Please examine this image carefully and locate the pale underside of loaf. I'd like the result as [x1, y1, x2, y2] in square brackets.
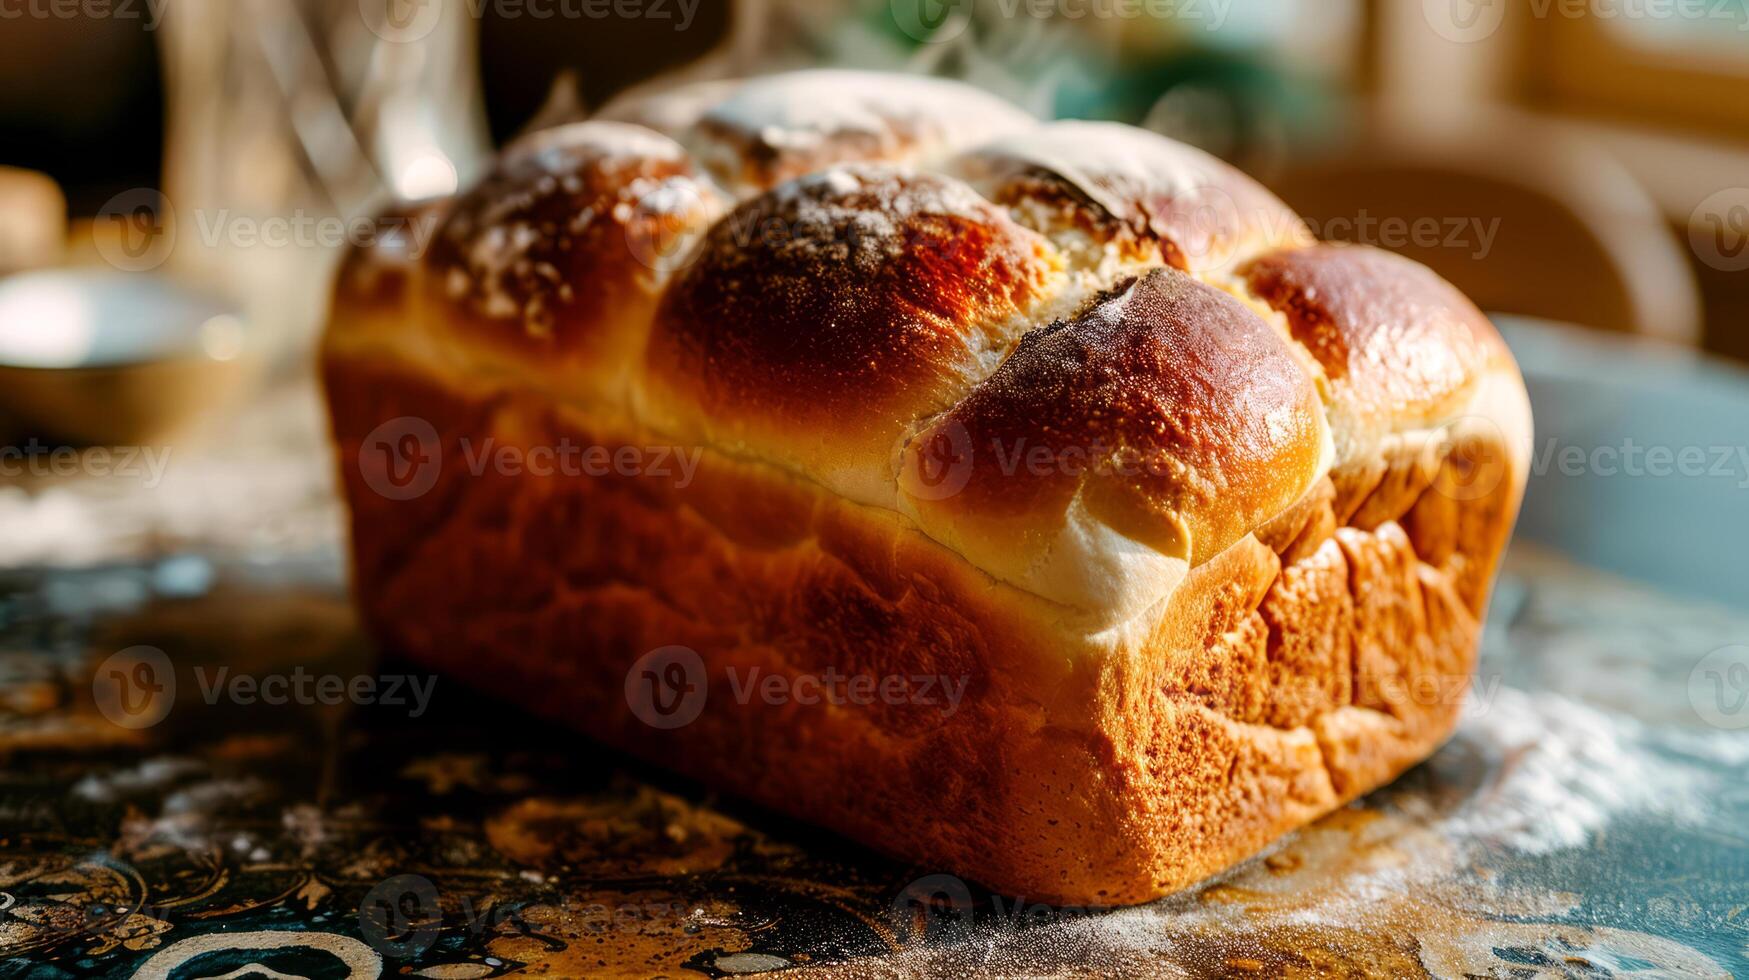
[321, 69, 1532, 904]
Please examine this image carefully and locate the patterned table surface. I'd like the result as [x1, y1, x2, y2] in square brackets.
[1, 380, 1746, 978]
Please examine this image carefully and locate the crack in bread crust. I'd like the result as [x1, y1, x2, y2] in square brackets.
[321, 70, 1530, 905]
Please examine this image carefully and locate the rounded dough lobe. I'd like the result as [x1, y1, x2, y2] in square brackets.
[957, 120, 1310, 274]
[901, 267, 1329, 617]
[1241, 244, 1508, 458]
[424, 121, 723, 387]
[644, 165, 1061, 504]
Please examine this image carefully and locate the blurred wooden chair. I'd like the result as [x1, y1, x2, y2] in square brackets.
[1270, 111, 1702, 344]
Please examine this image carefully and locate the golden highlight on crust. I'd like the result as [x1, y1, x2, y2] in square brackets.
[646, 167, 1058, 452]
[900, 268, 1327, 614]
[957, 120, 1313, 274]
[1242, 244, 1509, 441]
[322, 69, 1532, 906]
[421, 122, 723, 382]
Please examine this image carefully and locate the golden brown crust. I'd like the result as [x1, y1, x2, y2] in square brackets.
[1242, 244, 1508, 445]
[421, 122, 723, 388]
[644, 166, 1060, 497]
[900, 268, 1327, 613]
[320, 70, 1532, 906]
[1241, 244, 1524, 529]
[323, 356, 1508, 904]
[957, 120, 1311, 274]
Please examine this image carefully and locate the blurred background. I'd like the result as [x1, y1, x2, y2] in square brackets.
[5, 0, 1747, 353]
[0, 0, 1746, 598]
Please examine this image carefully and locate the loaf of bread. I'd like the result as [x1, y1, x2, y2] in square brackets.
[322, 70, 1531, 905]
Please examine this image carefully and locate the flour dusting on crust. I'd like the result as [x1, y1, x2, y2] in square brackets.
[704, 69, 1034, 151]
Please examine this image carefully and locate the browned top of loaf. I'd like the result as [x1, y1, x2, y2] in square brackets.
[329, 69, 1507, 616]
[646, 167, 1057, 448]
[1242, 244, 1506, 433]
[958, 120, 1311, 274]
[907, 268, 1324, 567]
[421, 122, 722, 368]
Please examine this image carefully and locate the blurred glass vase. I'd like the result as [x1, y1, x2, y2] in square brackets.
[151, 0, 490, 364]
